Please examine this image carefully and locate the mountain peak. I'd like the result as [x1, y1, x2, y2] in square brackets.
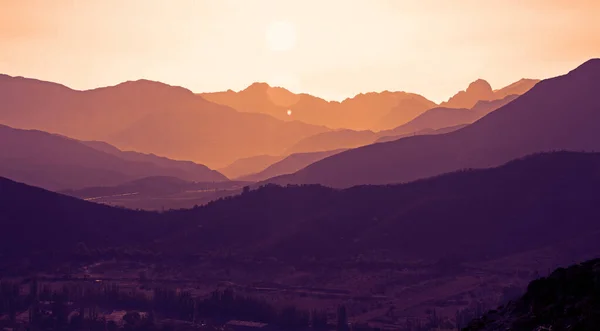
[466, 79, 493, 94]
[243, 82, 271, 92]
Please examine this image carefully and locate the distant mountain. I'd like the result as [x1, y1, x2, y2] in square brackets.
[493, 78, 540, 99]
[464, 257, 600, 330]
[0, 75, 327, 167]
[374, 96, 438, 130]
[82, 140, 227, 181]
[241, 149, 346, 182]
[440, 79, 495, 109]
[440, 78, 538, 109]
[285, 129, 378, 154]
[202, 83, 436, 130]
[218, 154, 285, 179]
[269, 59, 600, 188]
[285, 93, 515, 156]
[384, 94, 518, 136]
[375, 124, 468, 143]
[0, 124, 226, 191]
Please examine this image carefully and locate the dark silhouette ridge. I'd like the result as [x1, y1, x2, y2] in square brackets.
[4, 151, 600, 269]
[0, 74, 328, 167]
[162, 152, 600, 264]
[239, 149, 347, 182]
[201, 83, 437, 130]
[218, 154, 285, 179]
[268, 59, 600, 188]
[0, 124, 227, 191]
[464, 257, 600, 330]
[0, 176, 165, 268]
[382, 94, 519, 136]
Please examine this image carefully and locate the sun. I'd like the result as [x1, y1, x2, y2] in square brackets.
[265, 21, 297, 52]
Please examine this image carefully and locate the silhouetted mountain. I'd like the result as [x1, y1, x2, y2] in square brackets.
[0, 124, 226, 190]
[240, 149, 346, 182]
[3, 152, 600, 271]
[202, 83, 436, 130]
[0, 176, 164, 268]
[285, 129, 378, 154]
[163, 152, 600, 264]
[270, 59, 600, 188]
[384, 95, 518, 136]
[218, 155, 285, 179]
[0, 75, 327, 167]
[464, 257, 600, 330]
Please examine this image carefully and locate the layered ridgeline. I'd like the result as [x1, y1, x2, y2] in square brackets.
[268, 59, 600, 188]
[201, 79, 537, 132]
[3, 151, 600, 269]
[464, 258, 600, 330]
[282, 92, 524, 156]
[0, 124, 227, 191]
[0, 75, 327, 168]
[201, 83, 437, 131]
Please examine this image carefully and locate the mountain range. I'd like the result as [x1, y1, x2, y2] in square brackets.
[268, 59, 600, 188]
[0, 75, 328, 167]
[3, 151, 600, 268]
[201, 83, 437, 131]
[0, 124, 227, 191]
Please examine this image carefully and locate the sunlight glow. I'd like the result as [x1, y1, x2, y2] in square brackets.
[265, 21, 297, 52]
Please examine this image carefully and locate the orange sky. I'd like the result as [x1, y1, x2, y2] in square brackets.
[1, 0, 599, 103]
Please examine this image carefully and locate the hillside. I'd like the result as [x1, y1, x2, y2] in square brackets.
[0, 176, 165, 270]
[218, 155, 285, 179]
[464, 258, 600, 330]
[82, 140, 228, 181]
[163, 152, 600, 264]
[271, 59, 600, 188]
[285, 130, 378, 154]
[4, 152, 600, 268]
[241, 149, 346, 182]
[0, 124, 226, 191]
[384, 94, 518, 136]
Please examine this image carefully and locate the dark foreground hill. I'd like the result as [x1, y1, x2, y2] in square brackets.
[0, 176, 165, 271]
[3, 151, 600, 272]
[464, 258, 600, 330]
[164, 151, 600, 263]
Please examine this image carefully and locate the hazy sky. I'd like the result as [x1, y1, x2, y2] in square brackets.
[1, 0, 599, 103]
